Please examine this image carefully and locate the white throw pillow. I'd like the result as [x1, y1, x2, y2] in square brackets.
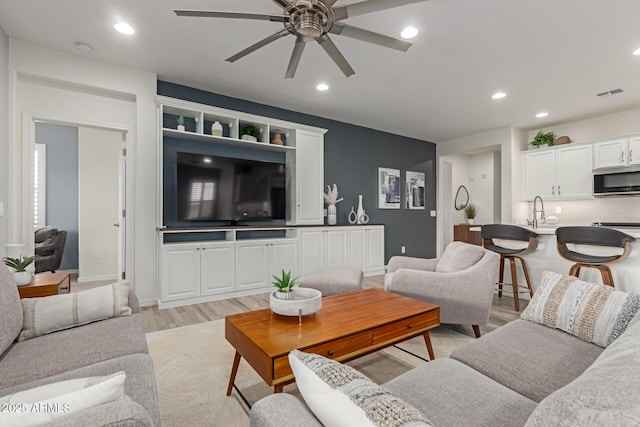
[19, 281, 132, 341]
[289, 350, 432, 427]
[0, 371, 126, 426]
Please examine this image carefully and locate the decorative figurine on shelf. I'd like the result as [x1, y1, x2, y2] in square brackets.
[211, 121, 223, 137]
[176, 115, 185, 131]
[271, 133, 283, 145]
[323, 184, 343, 226]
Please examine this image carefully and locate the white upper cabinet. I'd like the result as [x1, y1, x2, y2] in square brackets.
[292, 130, 325, 225]
[629, 137, 640, 166]
[593, 138, 628, 169]
[523, 144, 592, 200]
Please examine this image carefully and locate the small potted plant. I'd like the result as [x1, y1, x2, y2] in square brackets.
[464, 203, 478, 225]
[176, 115, 185, 131]
[272, 269, 299, 300]
[3, 254, 36, 286]
[240, 125, 261, 142]
[530, 130, 556, 148]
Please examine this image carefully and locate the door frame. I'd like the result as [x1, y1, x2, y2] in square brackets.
[21, 112, 131, 281]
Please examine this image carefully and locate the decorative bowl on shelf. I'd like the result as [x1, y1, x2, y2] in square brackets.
[270, 288, 322, 316]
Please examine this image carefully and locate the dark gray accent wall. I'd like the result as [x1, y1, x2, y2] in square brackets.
[35, 122, 79, 270]
[157, 81, 437, 261]
[0, 26, 8, 248]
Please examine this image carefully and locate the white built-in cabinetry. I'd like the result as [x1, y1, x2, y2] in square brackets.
[593, 137, 640, 169]
[522, 144, 593, 200]
[156, 97, 384, 308]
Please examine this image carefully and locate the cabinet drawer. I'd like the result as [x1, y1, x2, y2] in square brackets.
[273, 331, 372, 379]
[372, 311, 439, 345]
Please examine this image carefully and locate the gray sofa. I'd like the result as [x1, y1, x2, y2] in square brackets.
[0, 265, 161, 426]
[249, 310, 640, 426]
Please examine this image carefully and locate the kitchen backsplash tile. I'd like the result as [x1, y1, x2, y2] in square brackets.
[523, 198, 640, 226]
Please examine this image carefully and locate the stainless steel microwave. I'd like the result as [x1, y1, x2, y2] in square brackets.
[593, 170, 640, 196]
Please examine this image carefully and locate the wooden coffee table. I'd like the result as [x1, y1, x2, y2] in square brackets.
[225, 288, 440, 395]
[18, 272, 71, 298]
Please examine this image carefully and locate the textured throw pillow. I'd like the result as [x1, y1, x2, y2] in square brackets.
[521, 271, 640, 347]
[435, 241, 485, 273]
[0, 371, 126, 426]
[289, 349, 432, 427]
[19, 281, 132, 341]
[0, 264, 23, 354]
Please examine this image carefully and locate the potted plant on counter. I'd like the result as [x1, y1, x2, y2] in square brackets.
[464, 203, 478, 225]
[3, 254, 36, 286]
[272, 269, 299, 300]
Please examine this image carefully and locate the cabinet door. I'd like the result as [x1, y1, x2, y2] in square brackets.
[556, 145, 593, 199]
[269, 240, 298, 279]
[365, 227, 385, 274]
[324, 229, 348, 268]
[161, 244, 200, 302]
[200, 242, 235, 296]
[523, 150, 556, 200]
[299, 230, 324, 276]
[296, 131, 324, 225]
[347, 228, 367, 269]
[629, 137, 640, 166]
[235, 242, 269, 290]
[593, 139, 627, 169]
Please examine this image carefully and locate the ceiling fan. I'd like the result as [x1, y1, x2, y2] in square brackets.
[174, 0, 428, 79]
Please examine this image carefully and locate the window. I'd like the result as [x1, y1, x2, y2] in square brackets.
[34, 143, 46, 229]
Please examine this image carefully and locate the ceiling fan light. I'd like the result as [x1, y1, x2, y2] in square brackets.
[295, 12, 322, 38]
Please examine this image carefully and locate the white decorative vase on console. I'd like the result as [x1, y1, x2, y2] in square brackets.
[327, 204, 337, 225]
[356, 195, 365, 224]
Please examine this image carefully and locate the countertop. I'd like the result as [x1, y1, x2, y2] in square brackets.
[517, 224, 640, 238]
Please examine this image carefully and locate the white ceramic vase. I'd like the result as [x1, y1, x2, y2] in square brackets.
[327, 204, 337, 225]
[14, 271, 32, 286]
[356, 195, 365, 224]
[467, 218, 475, 225]
[211, 121, 223, 137]
[177, 125, 185, 132]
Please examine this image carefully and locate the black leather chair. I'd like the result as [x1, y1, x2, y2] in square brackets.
[34, 227, 67, 273]
[482, 224, 539, 312]
[555, 226, 635, 287]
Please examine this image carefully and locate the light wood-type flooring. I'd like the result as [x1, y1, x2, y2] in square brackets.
[138, 275, 526, 336]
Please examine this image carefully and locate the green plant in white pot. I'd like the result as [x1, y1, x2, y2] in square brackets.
[464, 203, 478, 225]
[272, 269, 299, 300]
[3, 254, 36, 286]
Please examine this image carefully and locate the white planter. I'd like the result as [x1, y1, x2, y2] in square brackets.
[270, 288, 322, 316]
[177, 125, 185, 132]
[13, 271, 32, 286]
[467, 218, 475, 225]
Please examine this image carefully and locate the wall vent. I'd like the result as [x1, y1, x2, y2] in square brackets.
[597, 88, 624, 97]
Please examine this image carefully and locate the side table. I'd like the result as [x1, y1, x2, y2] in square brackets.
[18, 272, 71, 298]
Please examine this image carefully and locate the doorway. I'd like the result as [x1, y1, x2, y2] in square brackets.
[31, 120, 127, 282]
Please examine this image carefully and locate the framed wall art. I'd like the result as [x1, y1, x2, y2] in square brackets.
[378, 167, 400, 209]
[406, 171, 425, 210]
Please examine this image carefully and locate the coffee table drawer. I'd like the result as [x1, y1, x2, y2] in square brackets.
[273, 331, 372, 379]
[372, 311, 438, 344]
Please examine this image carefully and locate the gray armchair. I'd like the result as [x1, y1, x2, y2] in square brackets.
[34, 227, 67, 273]
[385, 241, 500, 338]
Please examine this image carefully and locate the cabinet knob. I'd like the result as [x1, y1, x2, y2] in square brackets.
[407, 324, 413, 329]
[327, 350, 334, 356]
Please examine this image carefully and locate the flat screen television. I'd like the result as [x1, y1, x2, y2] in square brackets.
[176, 152, 286, 222]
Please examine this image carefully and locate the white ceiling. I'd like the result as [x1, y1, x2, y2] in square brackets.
[1, 0, 639, 142]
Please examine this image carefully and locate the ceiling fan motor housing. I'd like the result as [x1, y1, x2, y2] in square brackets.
[286, 0, 334, 38]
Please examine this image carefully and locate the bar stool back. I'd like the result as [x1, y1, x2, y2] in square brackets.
[555, 226, 635, 287]
[481, 224, 539, 312]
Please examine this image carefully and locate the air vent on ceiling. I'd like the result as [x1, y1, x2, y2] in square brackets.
[596, 88, 624, 97]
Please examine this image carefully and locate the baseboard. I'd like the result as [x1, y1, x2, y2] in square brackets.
[76, 274, 118, 283]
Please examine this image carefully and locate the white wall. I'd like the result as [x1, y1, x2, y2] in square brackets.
[8, 39, 158, 305]
[0, 26, 8, 249]
[467, 152, 496, 225]
[78, 127, 120, 282]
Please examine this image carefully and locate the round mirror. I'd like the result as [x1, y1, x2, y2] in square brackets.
[454, 185, 470, 211]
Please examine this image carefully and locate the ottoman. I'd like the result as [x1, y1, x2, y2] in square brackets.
[299, 267, 364, 296]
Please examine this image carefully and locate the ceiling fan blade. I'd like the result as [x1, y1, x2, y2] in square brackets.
[174, 10, 285, 23]
[226, 29, 290, 63]
[334, 0, 428, 20]
[285, 37, 307, 79]
[319, 0, 339, 7]
[330, 23, 412, 52]
[317, 35, 355, 78]
[272, 0, 294, 9]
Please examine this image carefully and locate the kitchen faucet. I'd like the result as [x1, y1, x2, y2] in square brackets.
[530, 195, 545, 229]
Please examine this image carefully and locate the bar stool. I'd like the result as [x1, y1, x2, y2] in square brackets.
[555, 226, 635, 287]
[481, 224, 539, 312]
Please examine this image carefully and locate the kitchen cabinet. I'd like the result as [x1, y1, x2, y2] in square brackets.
[593, 137, 640, 169]
[523, 144, 592, 200]
[454, 224, 482, 246]
[235, 239, 298, 291]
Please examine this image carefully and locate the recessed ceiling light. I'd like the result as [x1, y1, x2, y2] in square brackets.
[536, 112, 549, 118]
[114, 22, 135, 35]
[400, 26, 419, 39]
[633, 47, 640, 56]
[492, 92, 507, 100]
[316, 83, 329, 91]
[203, 158, 212, 163]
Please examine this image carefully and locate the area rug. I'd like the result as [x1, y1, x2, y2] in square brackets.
[146, 319, 474, 427]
